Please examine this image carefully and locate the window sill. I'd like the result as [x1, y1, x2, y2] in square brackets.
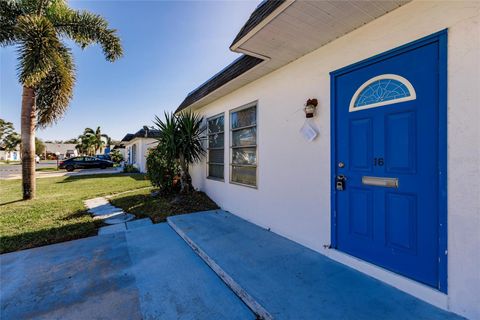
[207, 176, 224, 182]
[229, 180, 257, 189]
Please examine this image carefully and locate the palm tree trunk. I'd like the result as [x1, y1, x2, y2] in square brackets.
[178, 155, 192, 193]
[21, 86, 36, 200]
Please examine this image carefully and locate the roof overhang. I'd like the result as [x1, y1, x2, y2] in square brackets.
[121, 133, 134, 142]
[176, 0, 410, 113]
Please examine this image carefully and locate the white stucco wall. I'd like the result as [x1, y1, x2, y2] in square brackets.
[0, 150, 21, 161]
[189, 1, 480, 318]
[124, 138, 158, 173]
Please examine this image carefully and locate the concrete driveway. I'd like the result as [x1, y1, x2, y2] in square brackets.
[0, 223, 253, 319]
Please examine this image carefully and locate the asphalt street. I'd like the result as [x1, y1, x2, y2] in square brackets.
[0, 161, 121, 180]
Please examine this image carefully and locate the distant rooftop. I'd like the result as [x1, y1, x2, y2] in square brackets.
[121, 128, 160, 142]
[44, 143, 77, 154]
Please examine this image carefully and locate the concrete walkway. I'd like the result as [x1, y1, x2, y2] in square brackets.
[127, 224, 253, 319]
[1, 209, 465, 319]
[1, 233, 143, 319]
[168, 210, 464, 320]
[84, 196, 137, 234]
[0, 223, 254, 319]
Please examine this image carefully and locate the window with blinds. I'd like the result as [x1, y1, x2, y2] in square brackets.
[207, 113, 225, 180]
[230, 103, 257, 187]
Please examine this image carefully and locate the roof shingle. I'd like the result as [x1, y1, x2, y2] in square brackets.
[175, 55, 263, 113]
[230, 0, 286, 48]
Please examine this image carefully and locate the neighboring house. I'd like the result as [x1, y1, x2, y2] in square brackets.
[44, 143, 78, 160]
[176, 1, 480, 319]
[121, 128, 159, 173]
[0, 147, 21, 161]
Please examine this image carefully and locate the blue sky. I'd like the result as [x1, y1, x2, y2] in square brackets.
[0, 0, 259, 141]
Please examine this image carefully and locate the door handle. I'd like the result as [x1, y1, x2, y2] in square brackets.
[336, 175, 346, 191]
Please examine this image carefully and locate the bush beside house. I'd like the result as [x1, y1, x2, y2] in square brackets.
[146, 111, 205, 194]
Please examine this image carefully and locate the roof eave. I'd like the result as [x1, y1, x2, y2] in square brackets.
[229, 0, 293, 52]
[175, 55, 265, 114]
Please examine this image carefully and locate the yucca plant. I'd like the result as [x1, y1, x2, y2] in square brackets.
[153, 111, 206, 193]
[0, 0, 122, 199]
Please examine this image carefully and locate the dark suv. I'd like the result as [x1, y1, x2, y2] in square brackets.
[59, 156, 114, 172]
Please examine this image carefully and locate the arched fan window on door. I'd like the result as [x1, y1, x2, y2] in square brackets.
[349, 74, 416, 112]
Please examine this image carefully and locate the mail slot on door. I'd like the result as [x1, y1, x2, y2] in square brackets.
[362, 176, 399, 188]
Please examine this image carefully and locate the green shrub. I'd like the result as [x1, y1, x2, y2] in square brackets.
[110, 149, 124, 163]
[151, 111, 206, 193]
[123, 164, 139, 173]
[146, 146, 179, 194]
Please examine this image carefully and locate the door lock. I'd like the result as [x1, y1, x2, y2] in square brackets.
[336, 175, 347, 191]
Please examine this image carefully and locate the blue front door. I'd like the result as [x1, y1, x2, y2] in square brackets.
[332, 33, 446, 290]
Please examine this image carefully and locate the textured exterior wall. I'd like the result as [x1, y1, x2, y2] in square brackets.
[124, 138, 158, 173]
[189, 1, 480, 318]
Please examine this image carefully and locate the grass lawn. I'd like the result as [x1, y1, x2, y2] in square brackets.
[110, 188, 219, 223]
[35, 167, 60, 172]
[0, 161, 20, 165]
[0, 173, 150, 253]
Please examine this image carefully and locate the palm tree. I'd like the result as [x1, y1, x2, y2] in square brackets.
[1, 0, 123, 199]
[76, 128, 96, 155]
[154, 111, 206, 193]
[75, 134, 90, 155]
[102, 134, 111, 152]
[82, 126, 108, 154]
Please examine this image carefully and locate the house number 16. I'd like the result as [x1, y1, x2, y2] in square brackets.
[373, 157, 384, 166]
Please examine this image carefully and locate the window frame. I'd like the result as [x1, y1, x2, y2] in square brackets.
[131, 143, 137, 164]
[229, 101, 258, 188]
[206, 112, 225, 181]
[349, 74, 416, 112]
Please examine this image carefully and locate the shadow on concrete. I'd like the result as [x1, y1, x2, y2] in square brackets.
[1, 232, 143, 320]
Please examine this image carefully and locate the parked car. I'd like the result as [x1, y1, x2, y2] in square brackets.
[59, 156, 114, 172]
[95, 154, 111, 161]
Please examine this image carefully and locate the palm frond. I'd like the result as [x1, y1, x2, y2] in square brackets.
[101, 133, 111, 145]
[18, 0, 55, 15]
[154, 112, 180, 161]
[0, 0, 22, 46]
[177, 111, 206, 165]
[48, 4, 122, 61]
[15, 14, 62, 87]
[36, 43, 75, 126]
[82, 127, 94, 135]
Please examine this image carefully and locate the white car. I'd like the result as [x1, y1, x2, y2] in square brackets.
[35, 155, 40, 163]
